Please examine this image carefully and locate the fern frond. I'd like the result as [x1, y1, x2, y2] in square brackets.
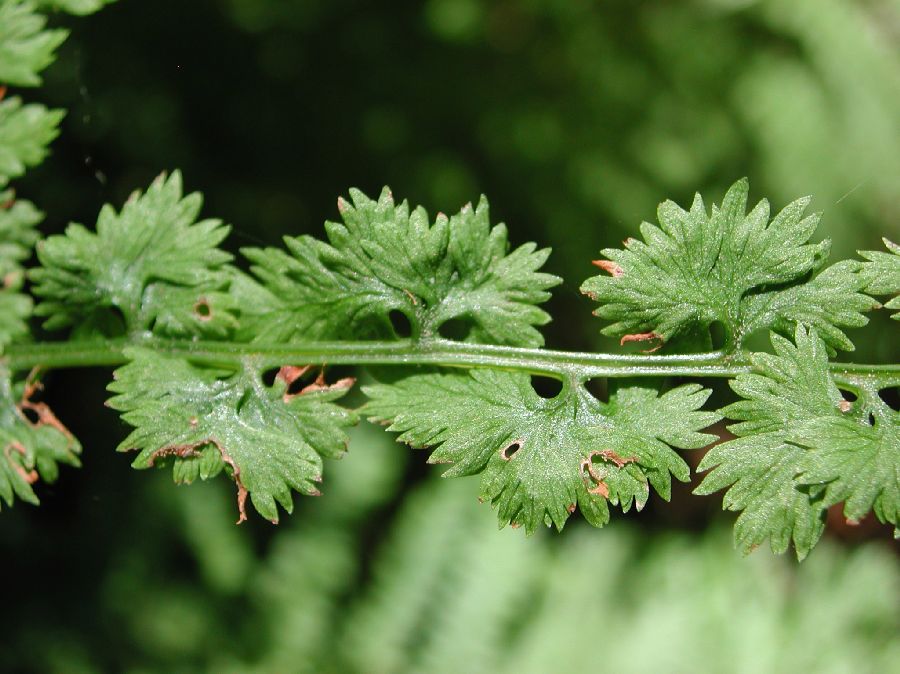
[0, 191, 40, 278]
[697, 325, 898, 558]
[38, 0, 116, 15]
[365, 371, 718, 533]
[860, 238, 900, 320]
[4, 160, 896, 554]
[0, 191, 41, 346]
[107, 348, 358, 523]
[0, 94, 63, 188]
[793, 405, 899, 535]
[335, 478, 900, 674]
[581, 178, 877, 353]
[243, 188, 561, 346]
[0, 366, 80, 509]
[31, 171, 237, 337]
[0, 0, 67, 87]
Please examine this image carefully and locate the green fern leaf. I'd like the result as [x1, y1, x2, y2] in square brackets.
[107, 348, 358, 523]
[365, 371, 718, 533]
[581, 179, 877, 352]
[0, 366, 80, 509]
[243, 188, 561, 346]
[0, 0, 67, 87]
[38, 0, 116, 15]
[696, 325, 897, 558]
[0, 192, 38, 347]
[860, 238, 900, 320]
[793, 412, 898, 534]
[0, 190, 40, 279]
[0, 95, 63, 187]
[30, 171, 237, 337]
[0, 287, 30, 347]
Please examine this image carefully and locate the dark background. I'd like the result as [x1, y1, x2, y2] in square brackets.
[2, 1, 899, 671]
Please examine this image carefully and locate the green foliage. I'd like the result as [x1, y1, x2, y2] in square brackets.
[0, 190, 40, 280]
[5, 163, 899, 559]
[0, 0, 67, 86]
[0, 366, 79, 509]
[0, 95, 63, 188]
[107, 348, 358, 523]
[0, 0, 100, 512]
[697, 325, 898, 558]
[0, 0, 896, 560]
[2, 2, 899, 668]
[0, 192, 41, 347]
[366, 371, 717, 533]
[11, 470, 895, 673]
[581, 178, 877, 352]
[793, 407, 899, 535]
[332, 480, 900, 674]
[39, 0, 115, 15]
[31, 171, 237, 337]
[243, 188, 561, 346]
[0, 284, 30, 347]
[861, 238, 900, 320]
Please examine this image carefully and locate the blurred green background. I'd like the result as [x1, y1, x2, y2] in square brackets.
[2, 0, 899, 672]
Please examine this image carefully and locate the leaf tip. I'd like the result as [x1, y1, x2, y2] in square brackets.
[591, 259, 623, 277]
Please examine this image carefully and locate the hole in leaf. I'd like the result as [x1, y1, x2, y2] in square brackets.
[531, 375, 563, 399]
[878, 387, 899, 412]
[438, 317, 476, 341]
[325, 365, 356, 383]
[20, 406, 40, 425]
[838, 389, 858, 402]
[501, 440, 522, 461]
[193, 298, 212, 320]
[868, 412, 876, 427]
[740, 328, 771, 354]
[285, 372, 311, 396]
[584, 377, 609, 403]
[262, 368, 280, 387]
[709, 321, 727, 350]
[388, 310, 412, 338]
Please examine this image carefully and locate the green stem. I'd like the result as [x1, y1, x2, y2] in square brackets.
[3, 338, 898, 386]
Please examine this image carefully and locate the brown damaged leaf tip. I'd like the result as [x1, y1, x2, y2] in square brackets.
[581, 449, 638, 500]
[146, 443, 203, 466]
[591, 449, 637, 468]
[146, 438, 249, 524]
[620, 332, 663, 353]
[19, 375, 76, 445]
[277, 365, 355, 401]
[5, 442, 38, 485]
[589, 482, 610, 498]
[276, 365, 312, 387]
[218, 443, 249, 524]
[591, 259, 623, 277]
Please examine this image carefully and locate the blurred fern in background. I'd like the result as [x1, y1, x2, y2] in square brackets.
[6, 426, 898, 673]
